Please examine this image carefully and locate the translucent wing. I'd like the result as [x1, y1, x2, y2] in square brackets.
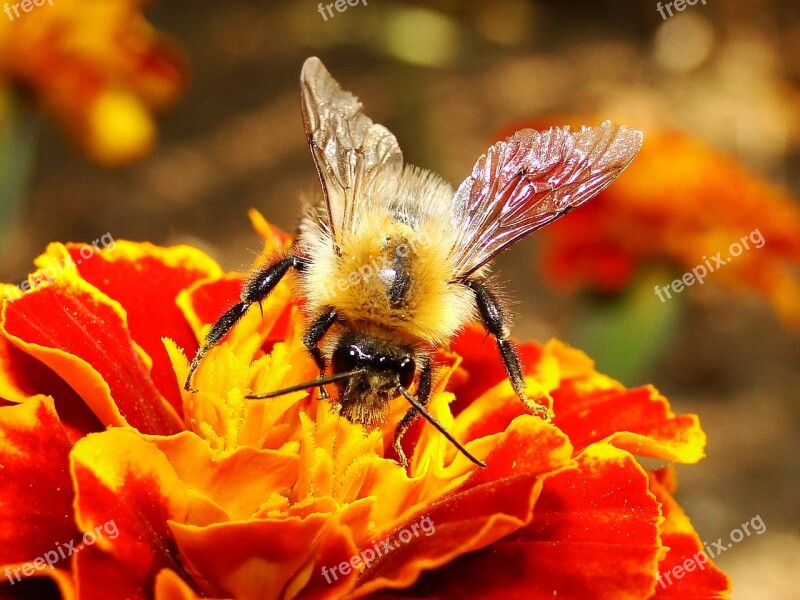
[300, 57, 403, 244]
[449, 121, 643, 279]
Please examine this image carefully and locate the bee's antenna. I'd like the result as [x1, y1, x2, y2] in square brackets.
[246, 369, 365, 400]
[397, 384, 487, 468]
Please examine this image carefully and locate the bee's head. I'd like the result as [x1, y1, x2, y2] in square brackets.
[331, 333, 415, 425]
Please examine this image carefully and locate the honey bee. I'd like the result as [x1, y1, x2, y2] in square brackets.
[185, 57, 643, 467]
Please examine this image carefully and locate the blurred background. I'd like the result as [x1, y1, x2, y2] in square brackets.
[1, 1, 798, 597]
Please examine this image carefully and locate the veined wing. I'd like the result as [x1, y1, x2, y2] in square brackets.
[450, 121, 643, 279]
[300, 57, 403, 245]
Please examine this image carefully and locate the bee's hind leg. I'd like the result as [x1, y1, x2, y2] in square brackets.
[184, 255, 305, 392]
[302, 307, 338, 399]
[465, 279, 549, 420]
[393, 355, 432, 467]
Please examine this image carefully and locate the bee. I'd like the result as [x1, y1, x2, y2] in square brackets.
[185, 57, 643, 467]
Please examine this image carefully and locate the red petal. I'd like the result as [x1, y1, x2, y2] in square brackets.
[178, 276, 294, 350]
[447, 325, 545, 411]
[178, 276, 243, 341]
[72, 547, 149, 600]
[553, 384, 706, 463]
[397, 445, 663, 599]
[2, 283, 182, 435]
[69, 242, 222, 412]
[354, 417, 575, 596]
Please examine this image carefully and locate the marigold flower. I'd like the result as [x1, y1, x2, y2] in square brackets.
[505, 120, 800, 329]
[0, 212, 731, 599]
[0, 0, 185, 164]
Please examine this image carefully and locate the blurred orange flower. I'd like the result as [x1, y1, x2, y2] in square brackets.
[0, 213, 730, 599]
[502, 121, 800, 329]
[0, 0, 185, 164]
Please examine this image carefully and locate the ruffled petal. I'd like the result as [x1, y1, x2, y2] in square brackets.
[0, 565, 76, 600]
[0, 397, 76, 567]
[353, 417, 574, 597]
[0, 330, 102, 441]
[154, 568, 205, 600]
[2, 255, 182, 435]
[148, 431, 299, 522]
[170, 505, 367, 600]
[66, 240, 223, 412]
[70, 428, 196, 598]
[650, 470, 731, 598]
[396, 445, 664, 599]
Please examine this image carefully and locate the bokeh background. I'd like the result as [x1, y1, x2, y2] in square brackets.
[1, 1, 798, 597]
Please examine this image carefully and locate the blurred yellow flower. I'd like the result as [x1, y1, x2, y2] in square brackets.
[0, 0, 185, 164]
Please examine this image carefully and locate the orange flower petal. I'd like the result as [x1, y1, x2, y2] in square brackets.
[0, 564, 76, 600]
[70, 429, 196, 597]
[0, 331, 102, 441]
[0, 397, 76, 566]
[450, 331, 704, 464]
[2, 274, 182, 435]
[67, 241, 222, 411]
[650, 470, 731, 598]
[247, 209, 294, 256]
[154, 568, 205, 600]
[170, 513, 361, 600]
[148, 431, 300, 522]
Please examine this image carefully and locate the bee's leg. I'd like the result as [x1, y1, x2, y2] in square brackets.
[184, 256, 305, 392]
[393, 355, 432, 467]
[302, 307, 338, 399]
[466, 280, 548, 419]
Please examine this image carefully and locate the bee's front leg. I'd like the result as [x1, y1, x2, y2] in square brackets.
[184, 255, 305, 392]
[393, 355, 432, 467]
[465, 279, 549, 420]
[302, 307, 338, 399]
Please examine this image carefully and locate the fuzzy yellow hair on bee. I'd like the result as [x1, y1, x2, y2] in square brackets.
[186, 57, 643, 468]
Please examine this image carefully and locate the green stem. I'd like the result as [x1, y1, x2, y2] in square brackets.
[0, 90, 40, 246]
[568, 269, 683, 385]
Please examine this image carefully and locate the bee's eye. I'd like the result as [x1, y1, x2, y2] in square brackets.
[332, 345, 360, 374]
[397, 356, 415, 389]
